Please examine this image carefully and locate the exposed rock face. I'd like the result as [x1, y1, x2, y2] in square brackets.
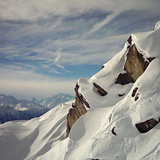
[127, 35, 132, 45]
[116, 37, 155, 85]
[131, 87, 138, 97]
[111, 127, 117, 136]
[135, 118, 159, 133]
[115, 73, 134, 85]
[118, 93, 125, 97]
[124, 44, 149, 82]
[66, 36, 155, 137]
[74, 83, 90, 109]
[93, 82, 108, 96]
[66, 83, 89, 137]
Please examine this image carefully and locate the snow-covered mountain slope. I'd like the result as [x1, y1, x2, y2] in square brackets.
[0, 101, 73, 160]
[77, 26, 160, 109]
[65, 21, 160, 160]
[67, 58, 160, 160]
[0, 22, 160, 160]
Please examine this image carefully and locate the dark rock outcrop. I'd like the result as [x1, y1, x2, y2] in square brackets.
[65, 35, 155, 137]
[116, 36, 155, 85]
[101, 65, 105, 69]
[127, 35, 132, 45]
[66, 83, 89, 137]
[131, 87, 140, 101]
[111, 127, 117, 136]
[118, 93, 125, 97]
[124, 44, 150, 82]
[135, 118, 159, 133]
[93, 82, 108, 96]
[115, 73, 134, 85]
[132, 87, 138, 97]
[135, 93, 140, 101]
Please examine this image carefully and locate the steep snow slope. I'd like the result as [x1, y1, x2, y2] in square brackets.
[65, 21, 160, 160]
[0, 101, 73, 160]
[66, 59, 160, 160]
[78, 24, 160, 109]
[0, 22, 160, 160]
[78, 43, 131, 108]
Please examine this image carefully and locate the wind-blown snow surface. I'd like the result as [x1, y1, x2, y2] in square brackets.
[0, 22, 160, 160]
[68, 59, 160, 160]
[0, 101, 72, 160]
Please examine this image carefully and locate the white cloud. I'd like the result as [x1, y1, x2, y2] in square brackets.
[54, 49, 62, 62]
[53, 49, 71, 72]
[1, 0, 159, 99]
[83, 11, 120, 37]
[22, 18, 63, 33]
[0, 0, 158, 20]
[40, 33, 129, 65]
[0, 78, 75, 98]
[0, 67, 76, 98]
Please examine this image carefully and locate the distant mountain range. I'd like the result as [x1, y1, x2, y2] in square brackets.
[0, 93, 74, 123]
[39, 93, 74, 108]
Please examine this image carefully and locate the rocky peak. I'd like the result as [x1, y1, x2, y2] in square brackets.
[116, 36, 155, 85]
[66, 34, 156, 137]
[66, 83, 89, 137]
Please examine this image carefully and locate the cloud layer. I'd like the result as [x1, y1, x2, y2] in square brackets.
[0, 0, 159, 20]
[0, 67, 76, 98]
[0, 0, 160, 98]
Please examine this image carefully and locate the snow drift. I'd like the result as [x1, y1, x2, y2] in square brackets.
[0, 21, 160, 160]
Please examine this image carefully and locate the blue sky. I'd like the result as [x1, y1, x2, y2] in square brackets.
[0, 0, 160, 98]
